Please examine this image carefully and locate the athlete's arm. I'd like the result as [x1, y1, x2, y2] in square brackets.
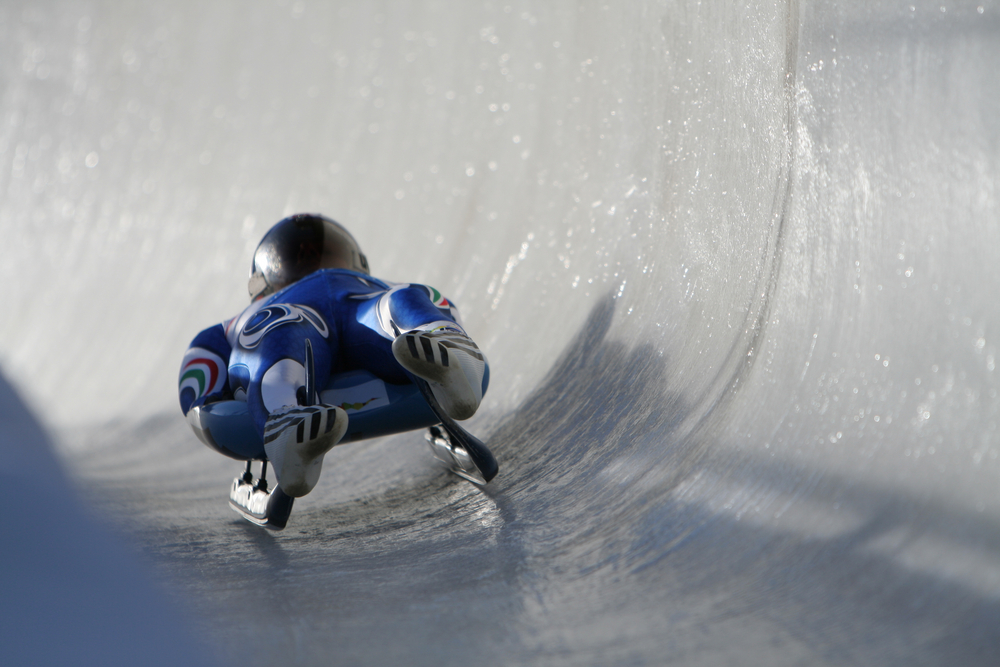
[178, 323, 233, 415]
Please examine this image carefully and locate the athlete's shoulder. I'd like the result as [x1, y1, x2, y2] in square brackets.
[323, 268, 393, 292]
[224, 300, 269, 349]
[275, 268, 390, 297]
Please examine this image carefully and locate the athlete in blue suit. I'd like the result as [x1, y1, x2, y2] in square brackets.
[179, 214, 488, 498]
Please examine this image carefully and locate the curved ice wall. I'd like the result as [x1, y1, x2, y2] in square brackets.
[2, 1, 798, 429]
[2, 0, 998, 663]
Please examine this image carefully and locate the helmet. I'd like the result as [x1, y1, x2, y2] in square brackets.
[248, 213, 370, 300]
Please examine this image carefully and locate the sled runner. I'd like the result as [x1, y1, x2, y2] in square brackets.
[228, 461, 294, 530]
[416, 378, 498, 486]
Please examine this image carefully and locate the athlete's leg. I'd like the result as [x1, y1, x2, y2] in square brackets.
[229, 313, 346, 497]
[350, 285, 489, 420]
[260, 402, 347, 496]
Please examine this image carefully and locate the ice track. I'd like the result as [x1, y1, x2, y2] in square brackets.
[2, 2, 999, 665]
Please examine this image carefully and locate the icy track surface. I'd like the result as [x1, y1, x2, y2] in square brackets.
[2, 1, 999, 665]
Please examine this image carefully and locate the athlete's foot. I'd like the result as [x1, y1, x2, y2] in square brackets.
[262, 404, 348, 497]
[392, 325, 487, 420]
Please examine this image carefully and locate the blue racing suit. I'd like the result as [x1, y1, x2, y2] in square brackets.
[178, 269, 486, 438]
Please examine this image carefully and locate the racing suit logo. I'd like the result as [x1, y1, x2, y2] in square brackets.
[238, 304, 329, 349]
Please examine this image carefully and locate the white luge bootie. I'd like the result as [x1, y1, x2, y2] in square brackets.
[391, 325, 487, 420]
[263, 404, 348, 497]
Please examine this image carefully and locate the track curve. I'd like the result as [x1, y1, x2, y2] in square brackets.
[2, 1, 999, 665]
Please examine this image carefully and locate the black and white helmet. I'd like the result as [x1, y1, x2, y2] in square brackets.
[248, 213, 370, 300]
